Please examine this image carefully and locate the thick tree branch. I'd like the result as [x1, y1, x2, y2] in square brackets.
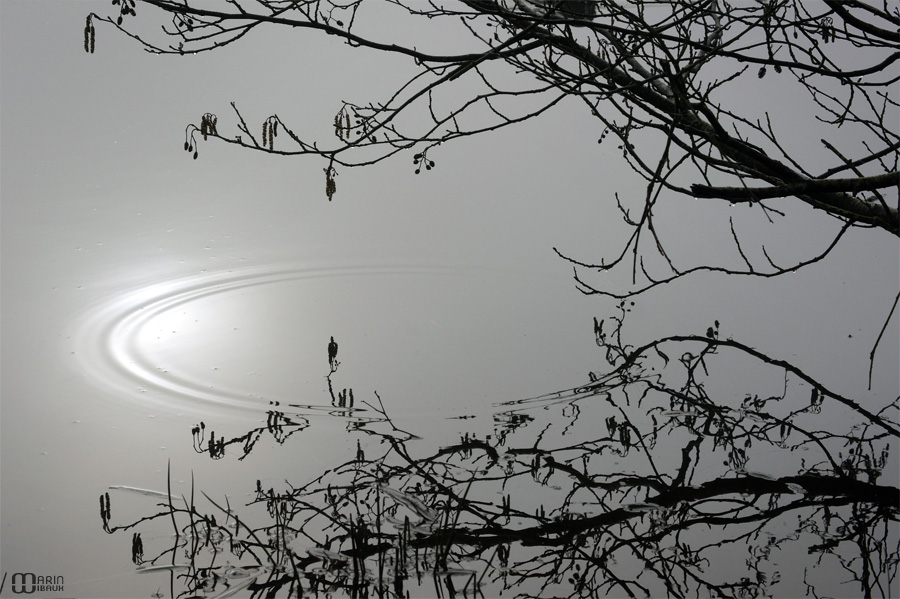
[825, 0, 900, 44]
[691, 171, 899, 200]
[690, 171, 900, 233]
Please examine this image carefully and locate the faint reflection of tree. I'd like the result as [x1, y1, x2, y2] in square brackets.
[101, 332, 898, 599]
[188, 338, 369, 463]
[191, 408, 312, 461]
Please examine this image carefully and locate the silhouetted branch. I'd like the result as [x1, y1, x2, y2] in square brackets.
[102, 331, 899, 598]
[87, 0, 899, 250]
[691, 171, 899, 203]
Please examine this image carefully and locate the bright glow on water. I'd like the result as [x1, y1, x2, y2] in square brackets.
[72, 264, 487, 413]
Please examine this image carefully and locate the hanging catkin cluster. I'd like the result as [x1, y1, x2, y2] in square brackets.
[333, 108, 352, 141]
[200, 113, 218, 141]
[83, 16, 95, 53]
[325, 166, 337, 202]
[261, 117, 278, 151]
[112, 0, 137, 26]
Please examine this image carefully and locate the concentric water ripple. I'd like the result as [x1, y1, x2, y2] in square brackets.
[72, 263, 470, 415]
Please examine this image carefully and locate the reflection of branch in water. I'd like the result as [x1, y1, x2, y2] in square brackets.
[191, 410, 312, 461]
[188, 337, 387, 462]
[103, 329, 899, 598]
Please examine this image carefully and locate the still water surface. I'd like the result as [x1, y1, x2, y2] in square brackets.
[2, 3, 897, 598]
[72, 262, 580, 415]
[4, 233, 603, 597]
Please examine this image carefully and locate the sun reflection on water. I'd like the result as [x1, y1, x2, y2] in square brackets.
[72, 264, 465, 415]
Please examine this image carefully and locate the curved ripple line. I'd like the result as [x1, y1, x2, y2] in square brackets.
[73, 263, 465, 414]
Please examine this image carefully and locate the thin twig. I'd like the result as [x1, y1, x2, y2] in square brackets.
[868, 290, 900, 390]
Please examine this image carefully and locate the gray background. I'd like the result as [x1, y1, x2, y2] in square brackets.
[2, 1, 897, 597]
